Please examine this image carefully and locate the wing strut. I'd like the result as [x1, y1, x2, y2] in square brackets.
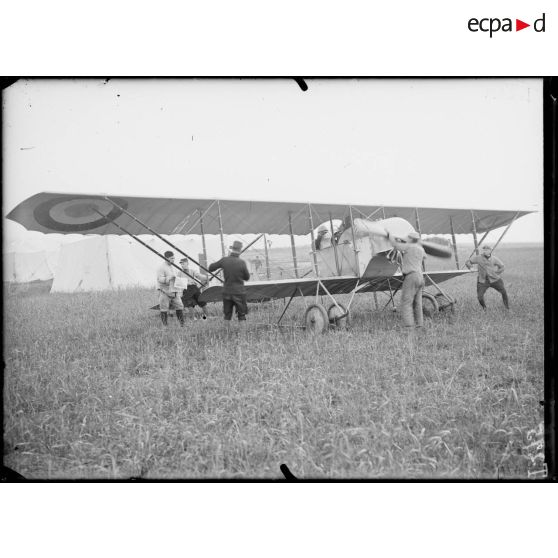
[352, 206, 383, 221]
[329, 212, 341, 275]
[449, 216, 460, 269]
[488, 211, 521, 255]
[277, 288, 298, 325]
[415, 208, 426, 272]
[382, 278, 400, 311]
[307, 204, 319, 275]
[198, 208, 208, 269]
[346, 279, 362, 312]
[317, 279, 344, 313]
[91, 208, 203, 286]
[183, 201, 217, 236]
[217, 200, 226, 257]
[424, 272, 454, 304]
[263, 234, 271, 279]
[104, 196, 223, 283]
[463, 229, 490, 269]
[470, 210, 480, 255]
[348, 206, 360, 275]
[288, 212, 299, 278]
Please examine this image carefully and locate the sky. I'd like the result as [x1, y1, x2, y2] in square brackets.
[2, 78, 544, 250]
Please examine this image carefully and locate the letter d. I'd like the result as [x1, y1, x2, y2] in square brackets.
[534, 13, 545, 32]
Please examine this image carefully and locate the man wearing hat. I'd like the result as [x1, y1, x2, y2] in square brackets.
[178, 257, 208, 319]
[208, 240, 250, 323]
[466, 245, 508, 310]
[156, 251, 185, 326]
[387, 230, 426, 329]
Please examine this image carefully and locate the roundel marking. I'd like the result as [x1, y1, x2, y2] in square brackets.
[33, 196, 129, 232]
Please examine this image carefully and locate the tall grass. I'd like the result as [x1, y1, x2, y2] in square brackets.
[3, 245, 544, 478]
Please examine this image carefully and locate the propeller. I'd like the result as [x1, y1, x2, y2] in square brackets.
[367, 225, 453, 259]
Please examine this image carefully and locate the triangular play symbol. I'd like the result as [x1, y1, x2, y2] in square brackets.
[516, 19, 530, 31]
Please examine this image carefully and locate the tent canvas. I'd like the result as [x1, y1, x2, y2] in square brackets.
[51, 236, 157, 293]
[4, 250, 58, 283]
[50, 235, 223, 293]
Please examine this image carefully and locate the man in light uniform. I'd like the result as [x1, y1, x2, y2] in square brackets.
[156, 251, 185, 326]
[387, 231, 426, 329]
[178, 257, 208, 319]
[465, 244, 509, 310]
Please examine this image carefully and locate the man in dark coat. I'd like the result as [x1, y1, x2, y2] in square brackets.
[208, 240, 250, 323]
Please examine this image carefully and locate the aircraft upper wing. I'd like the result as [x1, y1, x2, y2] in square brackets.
[6, 192, 532, 236]
[199, 270, 472, 303]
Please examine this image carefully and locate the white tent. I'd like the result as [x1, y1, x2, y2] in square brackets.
[3, 235, 60, 283]
[50, 235, 224, 293]
[51, 236, 155, 293]
[4, 250, 58, 283]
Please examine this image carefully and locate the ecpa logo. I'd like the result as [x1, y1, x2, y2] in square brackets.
[468, 13, 546, 37]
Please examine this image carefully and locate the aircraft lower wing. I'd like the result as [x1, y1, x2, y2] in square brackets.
[199, 270, 472, 303]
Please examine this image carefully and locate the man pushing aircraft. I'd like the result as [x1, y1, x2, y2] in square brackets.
[387, 231, 426, 330]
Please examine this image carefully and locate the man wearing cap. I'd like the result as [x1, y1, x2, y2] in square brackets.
[387, 231, 426, 329]
[314, 224, 332, 250]
[178, 257, 208, 319]
[208, 240, 250, 323]
[466, 245, 509, 310]
[156, 251, 185, 326]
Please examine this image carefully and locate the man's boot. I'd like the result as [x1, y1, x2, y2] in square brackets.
[160, 311, 168, 326]
[176, 309, 185, 327]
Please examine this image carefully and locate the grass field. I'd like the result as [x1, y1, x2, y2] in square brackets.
[3, 244, 544, 479]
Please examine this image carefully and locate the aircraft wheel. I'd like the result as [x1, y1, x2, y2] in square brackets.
[435, 292, 455, 313]
[327, 303, 350, 329]
[422, 292, 439, 318]
[304, 304, 329, 334]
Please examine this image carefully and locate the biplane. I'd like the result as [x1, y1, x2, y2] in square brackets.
[7, 193, 531, 332]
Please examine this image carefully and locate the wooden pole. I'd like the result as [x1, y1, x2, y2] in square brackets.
[288, 212, 299, 278]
